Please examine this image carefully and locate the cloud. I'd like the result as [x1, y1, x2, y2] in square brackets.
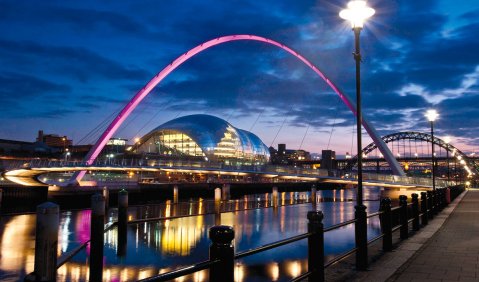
[396, 66, 479, 104]
[1, 0, 478, 152]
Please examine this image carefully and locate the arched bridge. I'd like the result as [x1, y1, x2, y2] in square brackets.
[71, 34, 405, 184]
[346, 131, 478, 175]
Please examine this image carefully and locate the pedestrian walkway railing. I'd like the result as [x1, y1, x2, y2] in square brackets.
[136, 185, 464, 282]
[24, 185, 465, 282]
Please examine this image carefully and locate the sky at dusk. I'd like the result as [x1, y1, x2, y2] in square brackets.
[1, 0, 478, 155]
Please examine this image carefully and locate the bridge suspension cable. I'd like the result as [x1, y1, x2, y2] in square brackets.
[298, 124, 310, 151]
[248, 108, 265, 132]
[269, 105, 293, 148]
[326, 99, 341, 150]
[129, 102, 176, 141]
[75, 105, 123, 145]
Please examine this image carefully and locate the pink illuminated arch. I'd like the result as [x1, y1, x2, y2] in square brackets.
[73, 34, 404, 183]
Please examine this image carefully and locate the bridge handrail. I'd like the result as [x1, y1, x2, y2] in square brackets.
[5, 158, 456, 188]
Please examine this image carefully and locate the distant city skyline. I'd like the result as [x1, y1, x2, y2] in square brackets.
[1, 0, 478, 155]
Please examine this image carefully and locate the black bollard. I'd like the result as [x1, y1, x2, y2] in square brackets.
[379, 198, 392, 251]
[31, 202, 60, 282]
[432, 190, 438, 215]
[117, 189, 128, 257]
[440, 189, 446, 209]
[90, 194, 105, 282]
[399, 195, 408, 239]
[355, 204, 368, 270]
[445, 188, 451, 205]
[308, 211, 324, 281]
[427, 191, 434, 219]
[420, 192, 428, 226]
[209, 226, 234, 282]
[437, 190, 442, 212]
[411, 193, 419, 231]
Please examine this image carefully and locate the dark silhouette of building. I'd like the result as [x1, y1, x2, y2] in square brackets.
[321, 150, 337, 171]
[37, 130, 72, 151]
[270, 144, 311, 164]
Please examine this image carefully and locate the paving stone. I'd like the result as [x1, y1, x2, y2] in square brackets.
[325, 190, 476, 282]
[389, 190, 479, 282]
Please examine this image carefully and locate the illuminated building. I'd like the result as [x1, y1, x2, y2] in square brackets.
[134, 115, 270, 165]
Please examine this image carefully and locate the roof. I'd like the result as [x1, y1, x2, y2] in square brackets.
[140, 114, 270, 160]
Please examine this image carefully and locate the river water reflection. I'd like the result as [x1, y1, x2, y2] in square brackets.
[0, 187, 419, 281]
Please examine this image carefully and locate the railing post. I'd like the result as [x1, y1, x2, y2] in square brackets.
[379, 198, 392, 252]
[427, 191, 434, 219]
[438, 189, 442, 211]
[209, 226, 235, 282]
[355, 204, 368, 270]
[432, 190, 438, 215]
[399, 195, 408, 239]
[117, 189, 128, 257]
[411, 193, 419, 231]
[90, 194, 105, 282]
[27, 202, 59, 282]
[308, 211, 324, 281]
[441, 188, 446, 209]
[446, 187, 451, 204]
[420, 192, 428, 226]
[443, 188, 446, 207]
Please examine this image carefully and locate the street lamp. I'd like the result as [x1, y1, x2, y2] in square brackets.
[444, 136, 451, 183]
[425, 109, 439, 214]
[339, 0, 375, 271]
[64, 151, 71, 162]
[425, 109, 438, 193]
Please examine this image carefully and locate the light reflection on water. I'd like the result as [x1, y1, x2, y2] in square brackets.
[0, 187, 414, 281]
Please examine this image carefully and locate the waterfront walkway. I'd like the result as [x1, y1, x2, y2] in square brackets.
[345, 189, 479, 281]
[387, 189, 479, 281]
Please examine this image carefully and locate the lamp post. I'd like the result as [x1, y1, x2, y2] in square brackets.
[444, 136, 451, 183]
[425, 110, 438, 192]
[339, 0, 375, 271]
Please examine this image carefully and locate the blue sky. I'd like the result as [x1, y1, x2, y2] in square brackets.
[0, 0, 478, 155]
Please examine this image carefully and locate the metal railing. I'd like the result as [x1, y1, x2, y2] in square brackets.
[4, 158, 453, 188]
[25, 184, 464, 282]
[137, 185, 464, 282]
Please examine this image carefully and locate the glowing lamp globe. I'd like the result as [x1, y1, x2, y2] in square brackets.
[425, 109, 439, 122]
[339, 0, 375, 28]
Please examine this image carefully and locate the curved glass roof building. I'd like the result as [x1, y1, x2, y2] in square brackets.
[134, 114, 270, 164]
